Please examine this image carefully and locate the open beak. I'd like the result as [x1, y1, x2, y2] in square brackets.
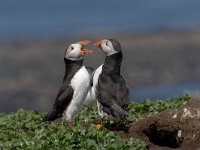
[93, 40, 102, 49]
[79, 40, 93, 55]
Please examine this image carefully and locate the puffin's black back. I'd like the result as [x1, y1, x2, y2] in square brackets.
[96, 52, 129, 120]
[43, 58, 83, 121]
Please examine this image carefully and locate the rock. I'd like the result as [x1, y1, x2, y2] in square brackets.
[128, 97, 200, 149]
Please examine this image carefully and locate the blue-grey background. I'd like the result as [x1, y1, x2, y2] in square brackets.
[1, 0, 200, 112]
[1, 0, 200, 39]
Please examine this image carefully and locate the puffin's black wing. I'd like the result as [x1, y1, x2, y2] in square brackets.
[43, 85, 74, 121]
[97, 74, 128, 120]
[117, 75, 129, 109]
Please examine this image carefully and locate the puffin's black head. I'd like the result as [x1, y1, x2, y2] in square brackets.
[65, 40, 93, 60]
[93, 39, 121, 56]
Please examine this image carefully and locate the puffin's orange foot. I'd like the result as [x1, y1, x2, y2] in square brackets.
[96, 123, 103, 129]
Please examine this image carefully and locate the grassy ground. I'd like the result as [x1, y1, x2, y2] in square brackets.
[0, 96, 189, 150]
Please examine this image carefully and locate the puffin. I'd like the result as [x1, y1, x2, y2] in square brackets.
[93, 39, 129, 127]
[83, 67, 96, 106]
[43, 40, 93, 127]
[84, 75, 96, 106]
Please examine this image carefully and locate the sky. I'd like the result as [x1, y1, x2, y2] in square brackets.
[0, 0, 200, 39]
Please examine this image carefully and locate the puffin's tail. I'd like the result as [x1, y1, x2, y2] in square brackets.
[42, 109, 60, 122]
[110, 104, 128, 120]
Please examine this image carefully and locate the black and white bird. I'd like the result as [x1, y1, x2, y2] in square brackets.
[92, 39, 129, 126]
[43, 40, 93, 127]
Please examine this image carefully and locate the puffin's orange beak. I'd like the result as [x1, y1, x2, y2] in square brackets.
[80, 40, 91, 45]
[79, 40, 93, 55]
[93, 40, 102, 48]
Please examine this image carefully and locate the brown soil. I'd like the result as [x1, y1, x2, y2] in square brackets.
[51, 98, 200, 149]
[115, 98, 200, 150]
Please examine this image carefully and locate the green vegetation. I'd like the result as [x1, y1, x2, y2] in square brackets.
[0, 96, 189, 150]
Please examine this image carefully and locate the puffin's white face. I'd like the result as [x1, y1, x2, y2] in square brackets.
[94, 39, 121, 56]
[65, 43, 83, 60]
[65, 40, 91, 60]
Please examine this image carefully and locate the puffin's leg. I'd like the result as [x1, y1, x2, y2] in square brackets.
[96, 102, 105, 129]
[63, 112, 73, 128]
[96, 117, 104, 129]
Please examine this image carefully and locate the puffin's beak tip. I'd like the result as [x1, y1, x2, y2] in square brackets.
[80, 40, 91, 45]
[93, 40, 102, 47]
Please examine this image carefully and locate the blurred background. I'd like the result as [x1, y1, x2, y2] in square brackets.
[1, 0, 200, 112]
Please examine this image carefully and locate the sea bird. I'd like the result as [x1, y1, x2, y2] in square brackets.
[93, 39, 129, 128]
[43, 40, 93, 127]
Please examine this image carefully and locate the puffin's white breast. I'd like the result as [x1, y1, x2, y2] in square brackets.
[63, 66, 90, 122]
[93, 65, 109, 117]
[70, 66, 90, 91]
[84, 65, 103, 106]
[84, 89, 96, 106]
[93, 64, 103, 92]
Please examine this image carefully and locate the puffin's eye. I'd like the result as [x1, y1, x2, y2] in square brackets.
[71, 46, 74, 50]
[106, 42, 108, 46]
